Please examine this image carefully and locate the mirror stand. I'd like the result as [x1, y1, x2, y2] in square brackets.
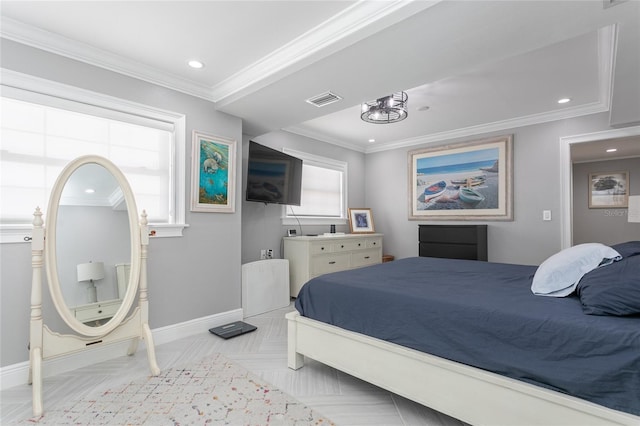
[28, 208, 160, 417]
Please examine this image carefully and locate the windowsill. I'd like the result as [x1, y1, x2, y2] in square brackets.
[1, 223, 189, 244]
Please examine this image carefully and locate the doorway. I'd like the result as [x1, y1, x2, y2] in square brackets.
[560, 125, 640, 248]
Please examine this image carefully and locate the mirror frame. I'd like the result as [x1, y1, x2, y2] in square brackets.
[44, 155, 141, 337]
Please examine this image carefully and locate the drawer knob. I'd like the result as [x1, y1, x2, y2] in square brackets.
[372, 242, 377, 245]
[364, 256, 370, 259]
[341, 244, 344, 248]
[97, 310, 103, 314]
[358, 243, 361, 246]
[321, 247, 325, 250]
[329, 261, 336, 265]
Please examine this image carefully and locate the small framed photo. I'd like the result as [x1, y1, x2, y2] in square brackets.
[348, 208, 375, 233]
[588, 171, 628, 208]
[191, 130, 236, 213]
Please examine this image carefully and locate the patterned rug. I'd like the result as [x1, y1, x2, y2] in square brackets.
[23, 353, 334, 425]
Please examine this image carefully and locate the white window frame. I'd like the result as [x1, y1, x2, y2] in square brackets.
[0, 69, 187, 243]
[281, 148, 347, 226]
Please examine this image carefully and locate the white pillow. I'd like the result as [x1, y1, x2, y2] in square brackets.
[531, 243, 621, 297]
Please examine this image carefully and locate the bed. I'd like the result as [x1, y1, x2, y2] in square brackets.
[287, 243, 640, 425]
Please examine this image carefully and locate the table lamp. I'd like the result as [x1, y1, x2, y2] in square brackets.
[77, 261, 105, 303]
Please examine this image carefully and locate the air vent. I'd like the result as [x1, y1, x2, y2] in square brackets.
[306, 91, 343, 107]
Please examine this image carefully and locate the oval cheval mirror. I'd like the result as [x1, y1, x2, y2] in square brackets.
[28, 155, 160, 417]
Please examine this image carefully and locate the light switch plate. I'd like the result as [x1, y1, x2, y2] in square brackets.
[543, 210, 552, 221]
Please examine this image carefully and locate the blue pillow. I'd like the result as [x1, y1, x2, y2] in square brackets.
[531, 243, 621, 297]
[610, 241, 640, 258]
[576, 255, 640, 316]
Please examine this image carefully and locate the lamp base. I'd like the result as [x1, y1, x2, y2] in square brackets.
[87, 284, 97, 303]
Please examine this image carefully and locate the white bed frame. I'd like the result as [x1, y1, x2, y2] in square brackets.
[287, 311, 640, 426]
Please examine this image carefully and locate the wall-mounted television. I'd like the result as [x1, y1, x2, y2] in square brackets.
[246, 141, 303, 206]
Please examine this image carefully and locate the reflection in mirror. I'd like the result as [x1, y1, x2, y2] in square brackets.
[55, 163, 131, 326]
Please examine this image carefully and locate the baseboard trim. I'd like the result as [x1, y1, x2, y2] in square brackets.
[0, 308, 243, 390]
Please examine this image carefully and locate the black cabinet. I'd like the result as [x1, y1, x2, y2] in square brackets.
[418, 225, 487, 261]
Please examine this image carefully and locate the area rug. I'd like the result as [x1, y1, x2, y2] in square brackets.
[23, 353, 334, 425]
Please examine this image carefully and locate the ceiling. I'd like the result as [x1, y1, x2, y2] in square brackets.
[1, 0, 639, 158]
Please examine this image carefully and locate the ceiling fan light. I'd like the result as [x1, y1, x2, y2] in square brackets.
[361, 91, 408, 124]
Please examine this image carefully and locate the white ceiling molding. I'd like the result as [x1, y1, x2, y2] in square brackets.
[283, 126, 367, 153]
[0, 17, 218, 102]
[289, 24, 617, 154]
[600, 24, 618, 122]
[0, 1, 439, 106]
[366, 100, 611, 154]
[210, 1, 441, 105]
[287, 99, 612, 155]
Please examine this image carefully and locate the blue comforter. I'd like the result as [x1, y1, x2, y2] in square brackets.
[295, 257, 640, 416]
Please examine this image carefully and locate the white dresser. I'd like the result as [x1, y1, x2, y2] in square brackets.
[284, 233, 383, 297]
[72, 299, 121, 325]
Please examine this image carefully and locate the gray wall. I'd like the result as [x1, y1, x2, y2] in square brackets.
[2, 27, 638, 368]
[57, 206, 130, 306]
[0, 40, 243, 367]
[572, 157, 640, 245]
[241, 130, 366, 264]
[364, 113, 626, 266]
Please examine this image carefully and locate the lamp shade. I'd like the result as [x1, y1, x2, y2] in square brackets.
[628, 195, 640, 223]
[77, 262, 105, 282]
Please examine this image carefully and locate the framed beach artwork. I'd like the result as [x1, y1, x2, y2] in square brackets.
[408, 135, 513, 221]
[191, 130, 236, 213]
[348, 208, 375, 233]
[588, 171, 628, 208]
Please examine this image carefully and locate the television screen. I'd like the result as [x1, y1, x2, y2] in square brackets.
[246, 141, 303, 206]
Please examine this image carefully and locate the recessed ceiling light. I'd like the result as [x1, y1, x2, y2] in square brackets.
[188, 60, 204, 69]
[557, 98, 571, 104]
[85, 188, 95, 194]
[606, 148, 617, 153]
[368, 139, 375, 143]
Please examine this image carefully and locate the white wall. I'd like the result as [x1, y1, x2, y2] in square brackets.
[0, 39, 243, 367]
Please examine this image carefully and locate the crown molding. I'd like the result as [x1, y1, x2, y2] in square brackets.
[0, 1, 438, 106]
[282, 126, 366, 153]
[288, 24, 617, 154]
[0, 17, 216, 102]
[211, 0, 440, 105]
[366, 101, 610, 153]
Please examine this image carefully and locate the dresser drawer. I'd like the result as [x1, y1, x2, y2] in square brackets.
[365, 238, 382, 249]
[351, 248, 381, 268]
[419, 225, 485, 244]
[310, 241, 333, 255]
[311, 253, 350, 276]
[333, 240, 361, 252]
[418, 225, 487, 261]
[74, 301, 120, 322]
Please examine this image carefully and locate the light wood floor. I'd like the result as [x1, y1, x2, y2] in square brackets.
[1, 303, 467, 425]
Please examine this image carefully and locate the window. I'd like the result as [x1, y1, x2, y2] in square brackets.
[282, 148, 347, 225]
[0, 71, 186, 242]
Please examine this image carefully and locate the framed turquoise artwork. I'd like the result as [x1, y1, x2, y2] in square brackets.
[191, 130, 236, 213]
